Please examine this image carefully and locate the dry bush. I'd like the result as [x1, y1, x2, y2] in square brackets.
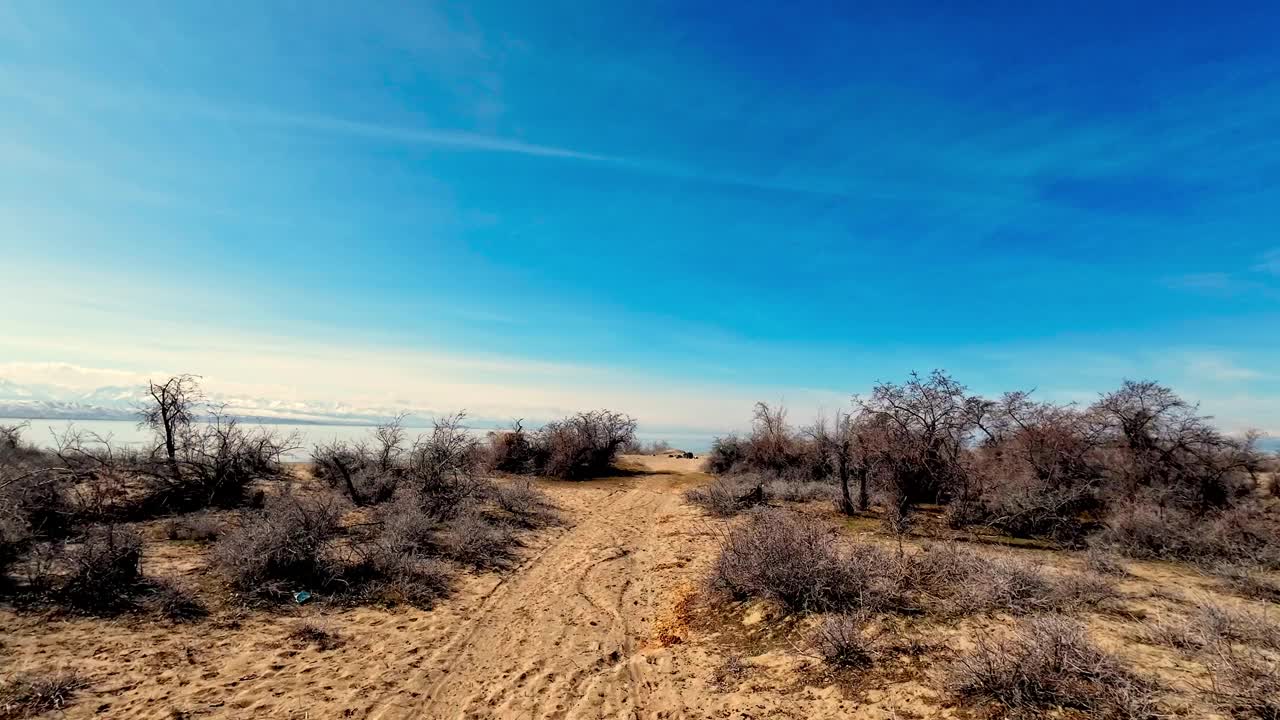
[489, 479, 558, 528]
[212, 493, 343, 601]
[346, 498, 453, 608]
[377, 490, 441, 553]
[57, 525, 144, 613]
[949, 615, 1158, 719]
[0, 430, 76, 577]
[810, 611, 879, 667]
[762, 479, 840, 504]
[137, 405, 296, 514]
[436, 510, 519, 570]
[1085, 546, 1129, 576]
[714, 376, 1269, 555]
[705, 434, 748, 475]
[901, 543, 1115, 616]
[347, 545, 453, 608]
[406, 412, 488, 520]
[709, 513, 1115, 618]
[1049, 570, 1120, 609]
[1092, 381, 1263, 512]
[684, 477, 765, 516]
[535, 410, 637, 479]
[289, 621, 343, 650]
[485, 421, 538, 474]
[968, 393, 1106, 543]
[858, 371, 989, 508]
[145, 580, 208, 623]
[162, 513, 223, 543]
[312, 443, 397, 506]
[1207, 644, 1280, 720]
[1145, 601, 1280, 652]
[0, 670, 85, 720]
[1097, 502, 1280, 568]
[709, 509, 897, 613]
[312, 415, 407, 506]
[1214, 564, 1280, 604]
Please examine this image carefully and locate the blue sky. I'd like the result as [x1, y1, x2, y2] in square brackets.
[2, 1, 1279, 436]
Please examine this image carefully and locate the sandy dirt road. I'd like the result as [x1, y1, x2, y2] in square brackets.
[380, 465, 706, 719]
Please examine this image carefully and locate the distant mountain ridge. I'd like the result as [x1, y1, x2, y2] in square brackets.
[0, 378, 498, 428]
[0, 379, 397, 426]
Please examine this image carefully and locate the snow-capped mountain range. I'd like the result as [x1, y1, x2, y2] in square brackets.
[0, 378, 420, 426]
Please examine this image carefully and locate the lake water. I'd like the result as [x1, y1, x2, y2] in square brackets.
[0, 417, 716, 461]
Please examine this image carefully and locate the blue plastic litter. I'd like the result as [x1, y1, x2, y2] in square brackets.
[293, 590, 312, 604]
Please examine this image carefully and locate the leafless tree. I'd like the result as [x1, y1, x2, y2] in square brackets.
[808, 407, 880, 514]
[140, 375, 203, 483]
[1091, 380, 1263, 511]
[857, 370, 991, 513]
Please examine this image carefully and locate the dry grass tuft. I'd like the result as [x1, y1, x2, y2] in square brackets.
[289, 621, 343, 651]
[809, 610, 879, 667]
[0, 670, 86, 720]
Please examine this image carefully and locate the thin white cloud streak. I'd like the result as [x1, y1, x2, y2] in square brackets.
[1184, 354, 1266, 382]
[0, 65, 1039, 208]
[1254, 248, 1280, 276]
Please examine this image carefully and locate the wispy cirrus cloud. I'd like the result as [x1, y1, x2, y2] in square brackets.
[1184, 354, 1267, 382]
[1254, 248, 1280, 276]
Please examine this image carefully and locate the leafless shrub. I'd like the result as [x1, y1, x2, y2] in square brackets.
[58, 525, 144, 613]
[0, 670, 86, 720]
[1098, 502, 1280, 568]
[312, 415, 407, 506]
[162, 513, 223, 543]
[960, 555, 1056, 615]
[212, 493, 343, 601]
[0, 431, 75, 570]
[536, 410, 637, 479]
[406, 412, 488, 520]
[968, 392, 1106, 543]
[949, 615, 1158, 719]
[289, 621, 343, 650]
[705, 434, 748, 475]
[901, 543, 1114, 616]
[485, 420, 538, 474]
[134, 377, 297, 513]
[1048, 570, 1119, 609]
[684, 476, 765, 516]
[1086, 546, 1129, 576]
[810, 611, 879, 667]
[1147, 601, 1280, 653]
[762, 480, 839, 504]
[436, 510, 519, 570]
[1206, 644, 1280, 720]
[858, 371, 990, 509]
[1092, 380, 1264, 512]
[343, 498, 454, 608]
[1214, 564, 1280, 604]
[489, 479, 558, 528]
[709, 509, 896, 613]
[145, 580, 208, 623]
[377, 489, 441, 554]
[346, 544, 453, 608]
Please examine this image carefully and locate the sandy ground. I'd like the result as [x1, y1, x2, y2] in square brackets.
[1, 455, 1269, 718]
